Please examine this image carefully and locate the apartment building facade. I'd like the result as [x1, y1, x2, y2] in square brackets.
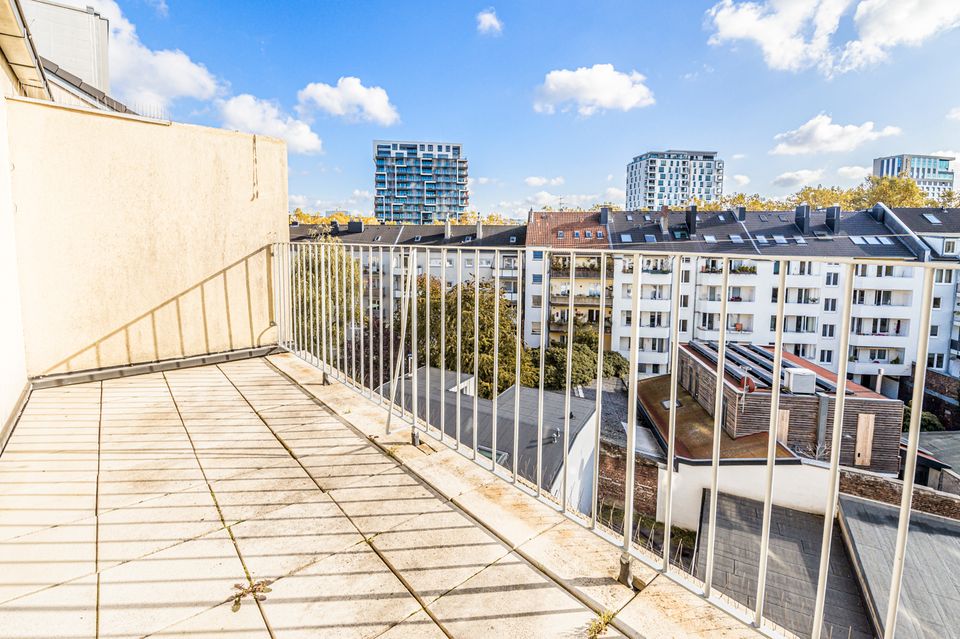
[373, 140, 468, 224]
[625, 150, 724, 210]
[873, 153, 955, 199]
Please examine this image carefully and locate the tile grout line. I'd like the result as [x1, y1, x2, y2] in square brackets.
[214, 362, 456, 639]
[95, 381, 103, 639]
[160, 370, 277, 639]
[263, 358, 644, 637]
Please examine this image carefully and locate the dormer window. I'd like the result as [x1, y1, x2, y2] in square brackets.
[414, 235, 422, 242]
[509, 236, 517, 244]
[557, 231, 565, 239]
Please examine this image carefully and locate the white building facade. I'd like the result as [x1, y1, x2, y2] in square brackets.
[873, 154, 955, 199]
[625, 150, 724, 210]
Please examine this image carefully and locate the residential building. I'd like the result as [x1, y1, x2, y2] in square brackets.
[625, 150, 724, 210]
[373, 139, 468, 224]
[22, 0, 109, 93]
[873, 153, 955, 199]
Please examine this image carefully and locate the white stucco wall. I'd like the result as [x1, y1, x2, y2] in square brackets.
[7, 98, 288, 377]
[658, 459, 832, 530]
[548, 410, 598, 516]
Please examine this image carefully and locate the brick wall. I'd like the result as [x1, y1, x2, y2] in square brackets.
[840, 468, 960, 521]
[899, 365, 960, 431]
[597, 440, 659, 518]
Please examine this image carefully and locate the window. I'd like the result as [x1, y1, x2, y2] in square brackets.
[770, 315, 777, 331]
[597, 231, 604, 239]
[795, 236, 807, 245]
[585, 231, 593, 239]
[923, 213, 943, 224]
[644, 234, 657, 243]
[945, 240, 957, 254]
[822, 324, 835, 338]
[413, 235, 422, 242]
[931, 325, 940, 337]
[756, 234, 768, 244]
[681, 294, 689, 308]
[681, 270, 691, 283]
[532, 274, 543, 284]
[679, 319, 688, 332]
[621, 233, 633, 242]
[465, 259, 474, 267]
[730, 234, 744, 244]
[825, 272, 839, 286]
[704, 235, 717, 243]
[928, 353, 946, 368]
[573, 231, 580, 239]
[533, 251, 544, 260]
[819, 350, 833, 364]
[557, 231, 565, 239]
[933, 297, 942, 309]
[773, 235, 787, 244]
[824, 298, 837, 312]
[935, 269, 954, 284]
[532, 295, 542, 308]
[532, 321, 541, 336]
[850, 236, 865, 245]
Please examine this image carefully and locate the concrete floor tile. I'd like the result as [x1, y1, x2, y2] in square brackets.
[260, 543, 422, 639]
[230, 497, 364, 582]
[327, 467, 450, 536]
[209, 465, 326, 525]
[97, 530, 248, 639]
[0, 575, 97, 639]
[151, 599, 271, 638]
[375, 610, 447, 639]
[427, 552, 597, 639]
[370, 508, 511, 603]
[404, 448, 499, 501]
[296, 447, 399, 490]
[0, 518, 96, 603]
[453, 481, 564, 548]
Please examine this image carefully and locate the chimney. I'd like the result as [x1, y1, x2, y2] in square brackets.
[870, 203, 885, 222]
[825, 206, 841, 234]
[444, 217, 452, 239]
[347, 220, 364, 233]
[599, 206, 611, 224]
[330, 220, 340, 233]
[736, 206, 746, 222]
[685, 205, 697, 235]
[794, 204, 810, 234]
[659, 206, 670, 234]
[476, 220, 483, 240]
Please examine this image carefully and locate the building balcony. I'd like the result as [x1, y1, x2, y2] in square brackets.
[851, 303, 913, 319]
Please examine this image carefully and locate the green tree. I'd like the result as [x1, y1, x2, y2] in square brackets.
[786, 185, 854, 210]
[902, 402, 945, 432]
[847, 174, 928, 209]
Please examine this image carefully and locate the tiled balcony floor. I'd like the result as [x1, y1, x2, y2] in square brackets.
[0, 358, 611, 639]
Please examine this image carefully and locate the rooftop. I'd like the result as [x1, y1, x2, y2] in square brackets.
[0, 354, 766, 638]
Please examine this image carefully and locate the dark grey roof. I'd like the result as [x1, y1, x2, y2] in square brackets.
[327, 224, 404, 246]
[918, 431, 960, 470]
[378, 367, 594, 490]
[40, 57, 136, 114]
[892, 208, 960, 235]
[607, 209, 918, 260]
[695, 491, 873, 639]
[839, 494, 960, 639]
[393, 224, 526, 248]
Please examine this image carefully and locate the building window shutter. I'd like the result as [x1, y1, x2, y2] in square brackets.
[855, 414, 875, 466]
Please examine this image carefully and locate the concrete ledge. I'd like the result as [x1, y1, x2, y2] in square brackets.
[267, 352, 771, 639]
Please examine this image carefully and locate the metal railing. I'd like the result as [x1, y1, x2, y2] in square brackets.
[272, 240, 955, 639]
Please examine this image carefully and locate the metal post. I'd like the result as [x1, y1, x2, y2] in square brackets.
[882, 266, 935, 638]
[662, 255, 683, 572]
[703, 257, 730, 596]
[389, 247, 396, 415]
[342, 244, 349, 384]
[811, 262, 857, 639]
[312, 243, 320, 367]
[620, 254, 642, 586]
[755, 259, 788, 625]
[492, 248, 501, 471]
[440, 248, 447, 442]
[386, 249, 416, 436]
[412, 250, 419, 433]
[456, 251, 463, 451]
[513, 249, 523, 482]
[425, 248, 432, 433]
[350, 246, 357, 385]
[472, 248, 480, 460]
[536, 249, 550, 494]
[368, 246, 374, 395]
[562, 251, 575, 512]
[591, 252, 607, 527]
[379, 246, 385, 401]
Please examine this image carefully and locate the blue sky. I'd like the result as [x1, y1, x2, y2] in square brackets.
[90, 1, 960, 218]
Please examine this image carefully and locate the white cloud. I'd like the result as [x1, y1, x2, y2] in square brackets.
[468, 177, 494, 189]
[59, 0, 219, 110]
[770, 113, 900, 155]
[772, 168, 824, 188]
[534, 63, 655, 116]
[837, 165, 871, 180]
[948, 107, 960, 121]
[731, 153, 747, 160]
[707, 0, 960, 77]
[603, 187, 626, 203]
[932, 150, 960, 160]
[220, 94, 322, 154]
[524, 176, 565, 187]
[143, 0, 168, 17]
[732, 174, 751, 186]
[297, 77, 399, 126]
[476, 8, 503, 35]
[289, 194, 309, 209]
[290, 190, 373, 215]
[606, 174, 614, 181]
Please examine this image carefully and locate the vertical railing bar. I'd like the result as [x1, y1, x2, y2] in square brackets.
[379, 246, 385, 402]
[703, 257, 730, 597]
[472, 248, 480, 460]
[412, 248, 419, 430]
[350, 246, 357, 385]
[425, 248, 432, 434]
[270, 244, 279, 349]
[662, 255, 683, 572]
[311, 243, 319, 367]
[334, 242, 342, 378]
[323, 244, 331, 374]
[536, 249, 550, 495]
[512, 248, 523, 483]
[342, 243, 349, 383]
[591, 253, 607, 528]
[368, 246, 374, 396]
[400, 248, 407, 418]
[622, 254, 643, 570]
[492, 248, 501, 472]
[456, 250, 463, 452]
[274, 243, 281, 348]
[562, 251, 575, 513]
[754, 258, 788, 626]
[389, 247, 396, 415]
[385, 248, 416, 436]
[440, 247, 447, 443]
[810, 261, 856, 639]
[882, 266, 935, 638]
[360, 245, 366, 388]
[294, 244, 301, 357]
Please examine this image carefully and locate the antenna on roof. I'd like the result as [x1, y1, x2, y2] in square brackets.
[558, 195, 565, 211]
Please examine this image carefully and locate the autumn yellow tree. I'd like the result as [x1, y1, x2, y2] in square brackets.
[846, 174, 928, 209]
